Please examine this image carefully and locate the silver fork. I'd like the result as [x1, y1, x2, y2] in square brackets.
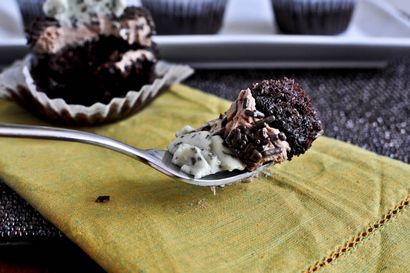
[0, 124, 266, 189]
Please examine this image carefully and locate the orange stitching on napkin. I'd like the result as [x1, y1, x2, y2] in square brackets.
[302, 195, 410, 273]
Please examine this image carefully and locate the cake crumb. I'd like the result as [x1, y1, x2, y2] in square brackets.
[210, 186, 216, 195]
[262, 170, 273, 178]
[95, 195, 110, 203]
[197, 199, 207, 209]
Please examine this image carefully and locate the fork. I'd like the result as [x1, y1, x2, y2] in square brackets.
[0, 124, 266, 189]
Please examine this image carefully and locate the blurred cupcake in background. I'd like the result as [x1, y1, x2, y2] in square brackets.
[272, 0, 356, 35]
[141, 0, 228, 35]
[1, 0, 193, 125]
[16, 0, 46, 30]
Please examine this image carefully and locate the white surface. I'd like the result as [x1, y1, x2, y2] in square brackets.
[220, 0, 410, 37]
[389, 0, 410, 15]
[153, 0, 410, 68]
[222, 0, 275, 34]
[0, 0, 409, 68]
[0, 0, 24, 40]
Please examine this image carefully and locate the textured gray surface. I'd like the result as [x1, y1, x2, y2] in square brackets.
[1, 57, 409, 244]
[0, 181, 62, 242]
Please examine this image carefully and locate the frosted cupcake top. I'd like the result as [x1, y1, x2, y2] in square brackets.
[43, 0, 126, 27]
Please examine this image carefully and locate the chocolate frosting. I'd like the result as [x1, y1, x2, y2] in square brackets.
[28, 7, 155, 54]
[198, 78, 322, 170]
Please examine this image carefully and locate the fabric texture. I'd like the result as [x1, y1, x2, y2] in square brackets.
[0, 84, 409, 273]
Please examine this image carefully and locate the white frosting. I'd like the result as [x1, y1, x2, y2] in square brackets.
[210, 135, 245, 171]
[119, 17, 152, 47]
[115, 50, 156, 72]
[172, 144, 221, 179]
[43, 0, 126, 27]
[43, 0, 67, 18]
[168, 129, 245, 179]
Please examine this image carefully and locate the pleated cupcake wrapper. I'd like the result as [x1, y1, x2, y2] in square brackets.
[0, 55, 194, 125]
[273, 0, 356, 14]
[142, 0, 227, 16]
[272, 0, 356, 35]
[141, 0, 227, 34]
[16, 0, 46, 29]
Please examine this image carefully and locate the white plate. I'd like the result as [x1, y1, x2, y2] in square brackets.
[0, 0, 409, 68]
[154, 0, 410, 68]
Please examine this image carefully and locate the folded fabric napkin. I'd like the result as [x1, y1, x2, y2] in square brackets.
[0, 84, 409, 273]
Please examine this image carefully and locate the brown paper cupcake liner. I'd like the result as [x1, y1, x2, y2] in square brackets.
[16, 0, 46, 30]
[272, 0, 356, 35]
[0, 55, 194, 125]
[141, 0, 228, 34]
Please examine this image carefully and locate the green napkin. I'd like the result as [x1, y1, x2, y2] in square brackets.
[0, 84, 409, 273]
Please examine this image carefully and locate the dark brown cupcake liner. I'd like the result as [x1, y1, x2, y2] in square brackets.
[0, 55, 193, 125]
[141, 0, 228, 35]
[272, 0, 356, 35]
[16, 0, 46, 30]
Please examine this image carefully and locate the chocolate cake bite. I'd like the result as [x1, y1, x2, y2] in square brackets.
[168, 78, 322, 178]
[250, 79, 323, 160]
[27, 0, 157, 105]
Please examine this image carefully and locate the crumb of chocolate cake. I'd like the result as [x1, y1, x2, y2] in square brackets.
[95, 195, 110, 203]
[26, 18, 60, 48]
[121, 7, 156, 34]
[250, 78, 323, 159]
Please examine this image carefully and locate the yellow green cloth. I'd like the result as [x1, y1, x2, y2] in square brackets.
[0, 84, 409, 273]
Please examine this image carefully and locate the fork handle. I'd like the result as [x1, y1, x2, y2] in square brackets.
[0, 123, 150, 162]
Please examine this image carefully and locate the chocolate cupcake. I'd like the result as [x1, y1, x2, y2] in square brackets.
[141, 0, 228, 35]
[28, 3, 157, 106]
[0, 0, 193, 124]
[272, 0, 356, 35]
[16, 0, 46, 29]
